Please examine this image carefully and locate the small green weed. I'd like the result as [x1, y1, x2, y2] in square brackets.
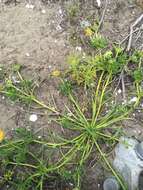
[59, 80, 73, 96]
[90, 34, 108, 49]
[133, 69, 143, 83]
[67, 48, 143, 88]
[0, 128, 72, 190]
[66, 3, 79, 21]
[54, 73, 132, 189]
[12, 63, 22, 72]
[0, 65, 6, 81]
[0, 70, 58, 114]
[67, 47, 129, 87]
[130, 50, 143, 63]
[129, 50, 143, 83]
[3, 78, 33, 103]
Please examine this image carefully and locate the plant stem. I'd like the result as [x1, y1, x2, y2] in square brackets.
[94, 141, 127, 190]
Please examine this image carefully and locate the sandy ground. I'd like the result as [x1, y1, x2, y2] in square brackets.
[0, 0, 73, 132]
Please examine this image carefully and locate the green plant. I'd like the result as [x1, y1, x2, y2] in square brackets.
[66, 3, 79, 20]
[0, 128, 73, 190]
[133, 69, 143, 83]
[12, 63, 22, 72]
[52, 73, 131, 189]
[67, 54, 97, 87]
[130, 51, 143, 84]
[3, 78, 33, 103]
[67, 47, 128, 87]
[90, 34, 108, 49]
[53, 68, 142, 189]
[130, 50, 143, 63]
[59, 79, 73, 96]
[0, 71, 58, 114]
[0, 48, 142, 190]
[0, 65, 6, 81]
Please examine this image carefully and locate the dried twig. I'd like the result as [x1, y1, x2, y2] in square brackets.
[97, 0, 108, 32]
[113, 65, 128, 102]
[135, 30, 143, 43]
[119, 14, 143, 99]
[121, 71, 126, 102]
[127, 14, 143, 51]
[118, 28, 139, 45]
[113, 70, 123, 94]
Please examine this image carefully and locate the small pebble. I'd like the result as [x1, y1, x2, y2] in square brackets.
[98, 183, 101, 187]
[122, 99, 127, 105]
[69, 182, 74, 186]
[29, 114, 38, 122]
[76, 46, 82, 51]
[41, 9, 46, 14]
[129, 97, 137, 103]
[117, 89, 122, 94]
[96, 0, 101, 7]
[80, 20, 91, 28]
[58, 8, 63, 15]
[56, 25, 62, 31]
[26, 53, 30, 57]
[29, 4, 34, 9]
[25, 4, 34, 9]
[2, 96, 5, 100]
[25, 4, 30, 8]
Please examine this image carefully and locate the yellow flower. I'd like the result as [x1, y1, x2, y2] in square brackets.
[84, 27, 93, 37]
[51, 70, 61, 77]
[0, 129, 5, 142]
